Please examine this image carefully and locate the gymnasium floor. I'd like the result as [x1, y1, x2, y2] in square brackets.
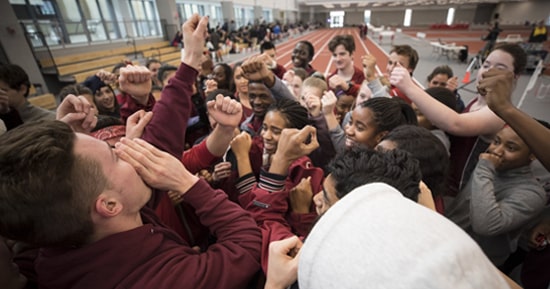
[224, 27, 550, 124]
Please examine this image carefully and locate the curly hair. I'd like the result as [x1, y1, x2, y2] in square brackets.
[327, 146, 421, 202]
[359, 97, 417, 135]
[381, 125, 449, 198]
[268, 97, 310, 129]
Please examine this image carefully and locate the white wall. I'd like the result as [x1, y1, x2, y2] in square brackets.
[496, 1, 550, 25]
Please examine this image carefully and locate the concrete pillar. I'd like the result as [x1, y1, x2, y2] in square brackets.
[221, 1, 235, 24]
[273, 8, 281, 22]
[155, 0, 180, 40]
[254, 6, 263, 23]
[0, 2, 47, 92]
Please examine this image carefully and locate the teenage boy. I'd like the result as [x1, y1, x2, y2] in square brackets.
[326, 35, 365, 98]
[362, 44, 419, 104]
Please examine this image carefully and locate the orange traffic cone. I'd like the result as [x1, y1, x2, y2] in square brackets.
[462, 71, 470, 83]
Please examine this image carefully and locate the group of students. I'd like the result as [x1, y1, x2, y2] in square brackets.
[0, 13, 549, 289]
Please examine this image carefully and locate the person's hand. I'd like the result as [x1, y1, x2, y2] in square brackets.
[212, 161, 232, 181]
[328, 74, 348, 91]
[321, 90, 337, 116]
[114, 138, 199, 194]
[56, 94, 97, 133]
[274, 126, 319, 163]
[118, 66, 152, 102]
[230, 131, 252, 158]
[0, 89, 9, 113]
[241, 54, 276, 87]
[96, 69, 119, 85]
[207, 94, 243, 129]
[477, 69, 515, 112]
[304, 93, 321, 117]
[528, 220, 550, 250]
[446, 76, 458, 92]
[282, 69, 295, 84]
[204, 79, 218, 95]
[182, 14, 209, 71]
[125, 110, 153, 140]
[265, 236, 303, 289]
[198, 169, 214, 184]
[479, 152, 502, 168]
[289, 177, 313, 214]
[362, 54, 377, 80]
[389, 63, 415, 92]
[261, 52, 277, 69]
[168, 190, 184, 205]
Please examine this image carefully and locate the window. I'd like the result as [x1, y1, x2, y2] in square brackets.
[364, 10, 371, 25]
[446, 8, 455, 26]
[128, 0, 161, 37]
[330, 11, 344, 28]
[403, 9, 412, 27]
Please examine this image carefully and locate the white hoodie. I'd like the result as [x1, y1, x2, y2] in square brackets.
[298, 183, 509, 289]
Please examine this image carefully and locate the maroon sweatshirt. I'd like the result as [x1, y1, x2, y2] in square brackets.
[35, 180, 261, 289]
[327, 65, 366, 98]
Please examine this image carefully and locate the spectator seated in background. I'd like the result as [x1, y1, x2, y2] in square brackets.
[0, 64, 55, 131]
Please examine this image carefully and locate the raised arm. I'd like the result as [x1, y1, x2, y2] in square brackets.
[481, 69, 550, 171]
[140, 14, 208, 158]
[390, 65, 504, 137]
[241, 54, 294, 101]
[181, 95, 242, 174]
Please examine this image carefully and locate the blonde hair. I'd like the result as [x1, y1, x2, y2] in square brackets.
[302, 76, 328, 93]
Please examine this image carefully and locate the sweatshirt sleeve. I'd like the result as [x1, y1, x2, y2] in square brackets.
[181, 139, 220, 175]
[142, 63, 196, 158]
[243, 169, 297, 273]
[176, 179, 262, 289]
[367, 78, 391, 98]
[270, 76, 295, 101]
[470, 159, 546, 236]
[119, 93, 155, 124]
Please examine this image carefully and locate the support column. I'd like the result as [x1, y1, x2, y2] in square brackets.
[254, 6, 263, 24]
[221, 1, 235, 25]
[155, 0, 180, 40]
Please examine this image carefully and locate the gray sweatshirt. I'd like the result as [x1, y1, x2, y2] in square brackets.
[446, 158, 547, 265]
